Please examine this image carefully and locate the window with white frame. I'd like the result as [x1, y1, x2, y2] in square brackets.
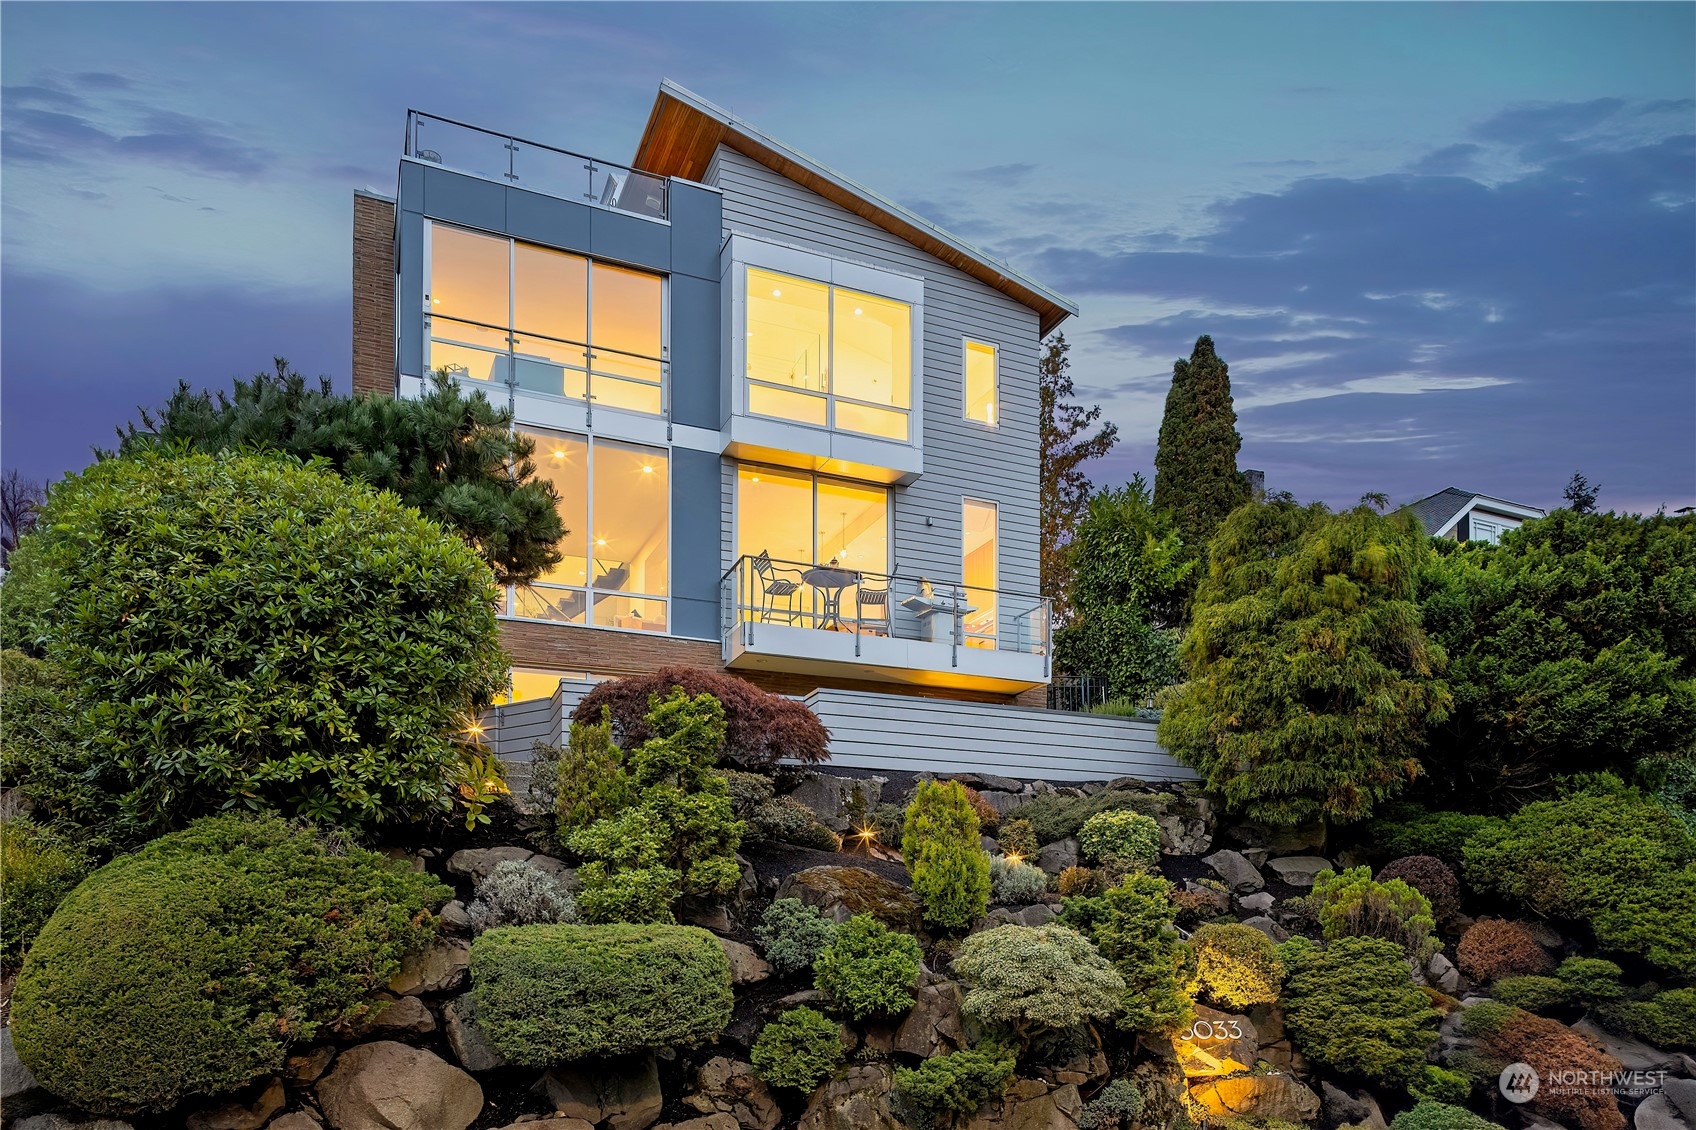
[426, 222, 666, 416]
[510, 428, 670, 633]
[744, 266, 912, 441]
[964, 340, 998, 426]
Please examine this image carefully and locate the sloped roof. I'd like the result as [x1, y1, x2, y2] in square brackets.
[1404, 487, 1547, 536]
[632, 80, 1078, 336]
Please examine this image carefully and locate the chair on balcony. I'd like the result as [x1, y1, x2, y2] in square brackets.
[855, 584, 891, 636]
[752, 551, 803, 624]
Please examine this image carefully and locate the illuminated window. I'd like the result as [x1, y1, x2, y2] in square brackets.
[744, 267, 911, 441]
[509, 429, 669, 634]
[964, 340, 998, 426]
[962, 499, 998, 648]
[735, 466, 889, 624]
[426, 222, 664, 415]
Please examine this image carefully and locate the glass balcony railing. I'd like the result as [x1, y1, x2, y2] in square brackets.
[719, 554, 1051, 659]
[405, 110, 668, 221]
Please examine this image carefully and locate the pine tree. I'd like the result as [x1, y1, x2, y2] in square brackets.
[1153, 336, 1248, 553]
[1039, 334, 1119, 625]
[117, 360, 565, 584]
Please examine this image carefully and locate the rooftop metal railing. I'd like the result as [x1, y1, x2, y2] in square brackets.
[405, 110, 668, 222]
[719, 554, 1050, 673]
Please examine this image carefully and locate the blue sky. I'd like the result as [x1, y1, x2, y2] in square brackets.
[3, 2, 1692, 513]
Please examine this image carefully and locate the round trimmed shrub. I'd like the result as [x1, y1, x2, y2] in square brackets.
[10, 816, 447, 1114]
[754, 897, 838, 975]
[470, 922, 733, 1063]
[1078, 810, 1161, 872]
[902, 779, 991, 932]
[955, 924, 1125, 1035]
[1376, 855, 1462, 923]
[1473, 1006, 1628, 1130]
[1390, 1100, 1503, 1130]
[465, 859, 578, 933]
[990, 855, 1051, 904]
[750, 1006, 845, 1091]
[1280, 935, 1441, 1086]
[3, 452, 507, 833]
[1185, 922, 1284, 1009]
[570, 666, 829, 767]
[1081, 1078, 1145, 1129]
[1309, 866, 1439, 962]
[1457, 919, 1551, 983]
[894, 1043, 1017, 1118]
[813, 913, 922, 1020]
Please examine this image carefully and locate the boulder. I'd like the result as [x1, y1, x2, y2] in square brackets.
[1190, 1074, 1322, 1123]
[1229, 820, 1326, 855]
[796, 1064, 904, 1130]
[1203, 850, 1265, 893]
[660, 1118, 739, 1130]
[285, 1046, 335, 1084]
[952, 772, 1024, 793]
[718, 937, 773, 986]
[317, 1041, 481, 1130]
[184, 1077, 285, 1130]
[1183, 881, 1233, 917]
[960, 1078, 1083, 1130]
[366, 994, 436, 1036]
[1249, 1004, 1306, 1075]
[1173, 1005, 1259, 1078]
[1, 1025, 50, 1117]
[1237, 891, 1276, 914]
[1574, 1019, 1677, 1074]
[446, 845, 536, 881]
[1018, 903, 1057, 927]
[776, 865, 921, 932]
[894, 980, 966, 1058]
[1323, 1081, 1389, 1130]
[1665, 1080, 1696, 1124]
[683, 1057, 782, 1130]
[270, 1116, 326, 1130]
[983, 791, 1026, 818]
[1427, 952, 1462, 994]
[490, 1122, 592, 1130]
[1159, 812, 1213, 856]
[787, 774, 886, 832]
[12, 1119, 135, 1130]
[684, 899, 734, 934]
[1036, 837, 1080, 876]
[1637, 1095, 1692, 1130]
[438, 900, 472, 932]
[1265, 855, 1332, 887]
[1241, 915, 1289, 942]
[540, 1054, 664, 1130]
[444, 992, 507, 1073]
[388, 938, 470, 996]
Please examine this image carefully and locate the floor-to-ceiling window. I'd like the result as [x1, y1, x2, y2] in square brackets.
[744, 266, 911, 441]
[962, 499, 998, 648]
[512, 428, 670, 633]
[735, 466, 889, 625]
[427, 222, 665, 416]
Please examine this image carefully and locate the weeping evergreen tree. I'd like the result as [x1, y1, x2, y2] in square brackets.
[1153, 336, 1249, 553]
[117, 360, 564, 584]
[1157, 498, 1452, 826]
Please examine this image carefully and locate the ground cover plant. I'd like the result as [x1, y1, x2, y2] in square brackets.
[10, 816, 447, 1115]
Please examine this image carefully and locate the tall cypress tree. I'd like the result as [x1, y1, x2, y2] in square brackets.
[1153, 336, 1248, 552]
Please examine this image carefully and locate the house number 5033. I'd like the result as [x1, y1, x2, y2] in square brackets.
[1183, 1020, 1243, 1042]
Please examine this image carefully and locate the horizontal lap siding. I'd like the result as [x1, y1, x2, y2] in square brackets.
[803, 689, 1198, 783]
[710, 149, 1041, 598]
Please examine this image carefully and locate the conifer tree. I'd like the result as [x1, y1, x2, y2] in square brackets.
[1040, 334, 1119, 625]
[1153, 336, 1248, 553]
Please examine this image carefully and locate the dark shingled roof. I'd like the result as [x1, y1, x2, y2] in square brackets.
[1404, 487, 1477, 536]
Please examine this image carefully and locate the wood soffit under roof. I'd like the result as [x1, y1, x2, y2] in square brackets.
[633, 84, 1077, 337]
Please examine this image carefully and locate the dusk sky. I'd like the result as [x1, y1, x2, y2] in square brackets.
[3, 2, 1693, 514]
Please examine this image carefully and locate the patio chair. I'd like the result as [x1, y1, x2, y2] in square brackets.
[855, 584, 891, 636]
[752, 550, 803, 624]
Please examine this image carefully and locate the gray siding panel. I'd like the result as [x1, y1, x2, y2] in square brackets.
[590, 207, 670, 271]
[668, 181, 723, 281]
[707, 148, 1042, 600]
[672, 446, 723, 639]
[670, 273, 720, 430]
[423, 166, 505, 233]
[804, 689, 1197, 783]
[396, 210, 425, 377]
[506, 185, 593, 251]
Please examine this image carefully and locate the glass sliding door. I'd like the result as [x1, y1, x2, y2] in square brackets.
[735, 466, 890, 628]
[962, 499, 998, 648]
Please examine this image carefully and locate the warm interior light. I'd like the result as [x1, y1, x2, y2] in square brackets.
[854, 308, 863, 316]
[595, 537, 607, 546]
[751, 475, 760, 483]
[552, 450, 566, 459]
[641, 465, 653, 474]
[771, 289, 782, 297]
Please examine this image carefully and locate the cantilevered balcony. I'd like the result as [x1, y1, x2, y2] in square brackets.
[719, 555, 1051, 693]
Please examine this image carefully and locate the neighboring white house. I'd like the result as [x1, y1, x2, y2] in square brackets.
[1406, 487, 1547, 544]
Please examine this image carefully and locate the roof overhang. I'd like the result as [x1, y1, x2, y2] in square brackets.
[633, 80, 1078, 336]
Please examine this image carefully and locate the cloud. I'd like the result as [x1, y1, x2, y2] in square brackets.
[1036, 100, 1695, 509]
[957, 162, 1037, 185]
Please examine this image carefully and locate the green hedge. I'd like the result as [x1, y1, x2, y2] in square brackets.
[0, 818, 89, 966]
[3, 451, 507, 834]
[9, 816, 447, 1115]
[470, 922, 733, 1063]
[751, 1006, 845, 1091]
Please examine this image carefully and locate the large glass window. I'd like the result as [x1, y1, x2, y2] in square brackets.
[964, 340, 998, 426]
[510, 429, 669, 634]
[736, 466, 889, 625]
[962, 499, 998, 648]
[744, 267, 911, 441]
[427, 222, 665, 416]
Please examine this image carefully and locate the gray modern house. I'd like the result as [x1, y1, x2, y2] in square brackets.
[351, 81, 1195, 782]
[1405, 487, 1546, 545]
